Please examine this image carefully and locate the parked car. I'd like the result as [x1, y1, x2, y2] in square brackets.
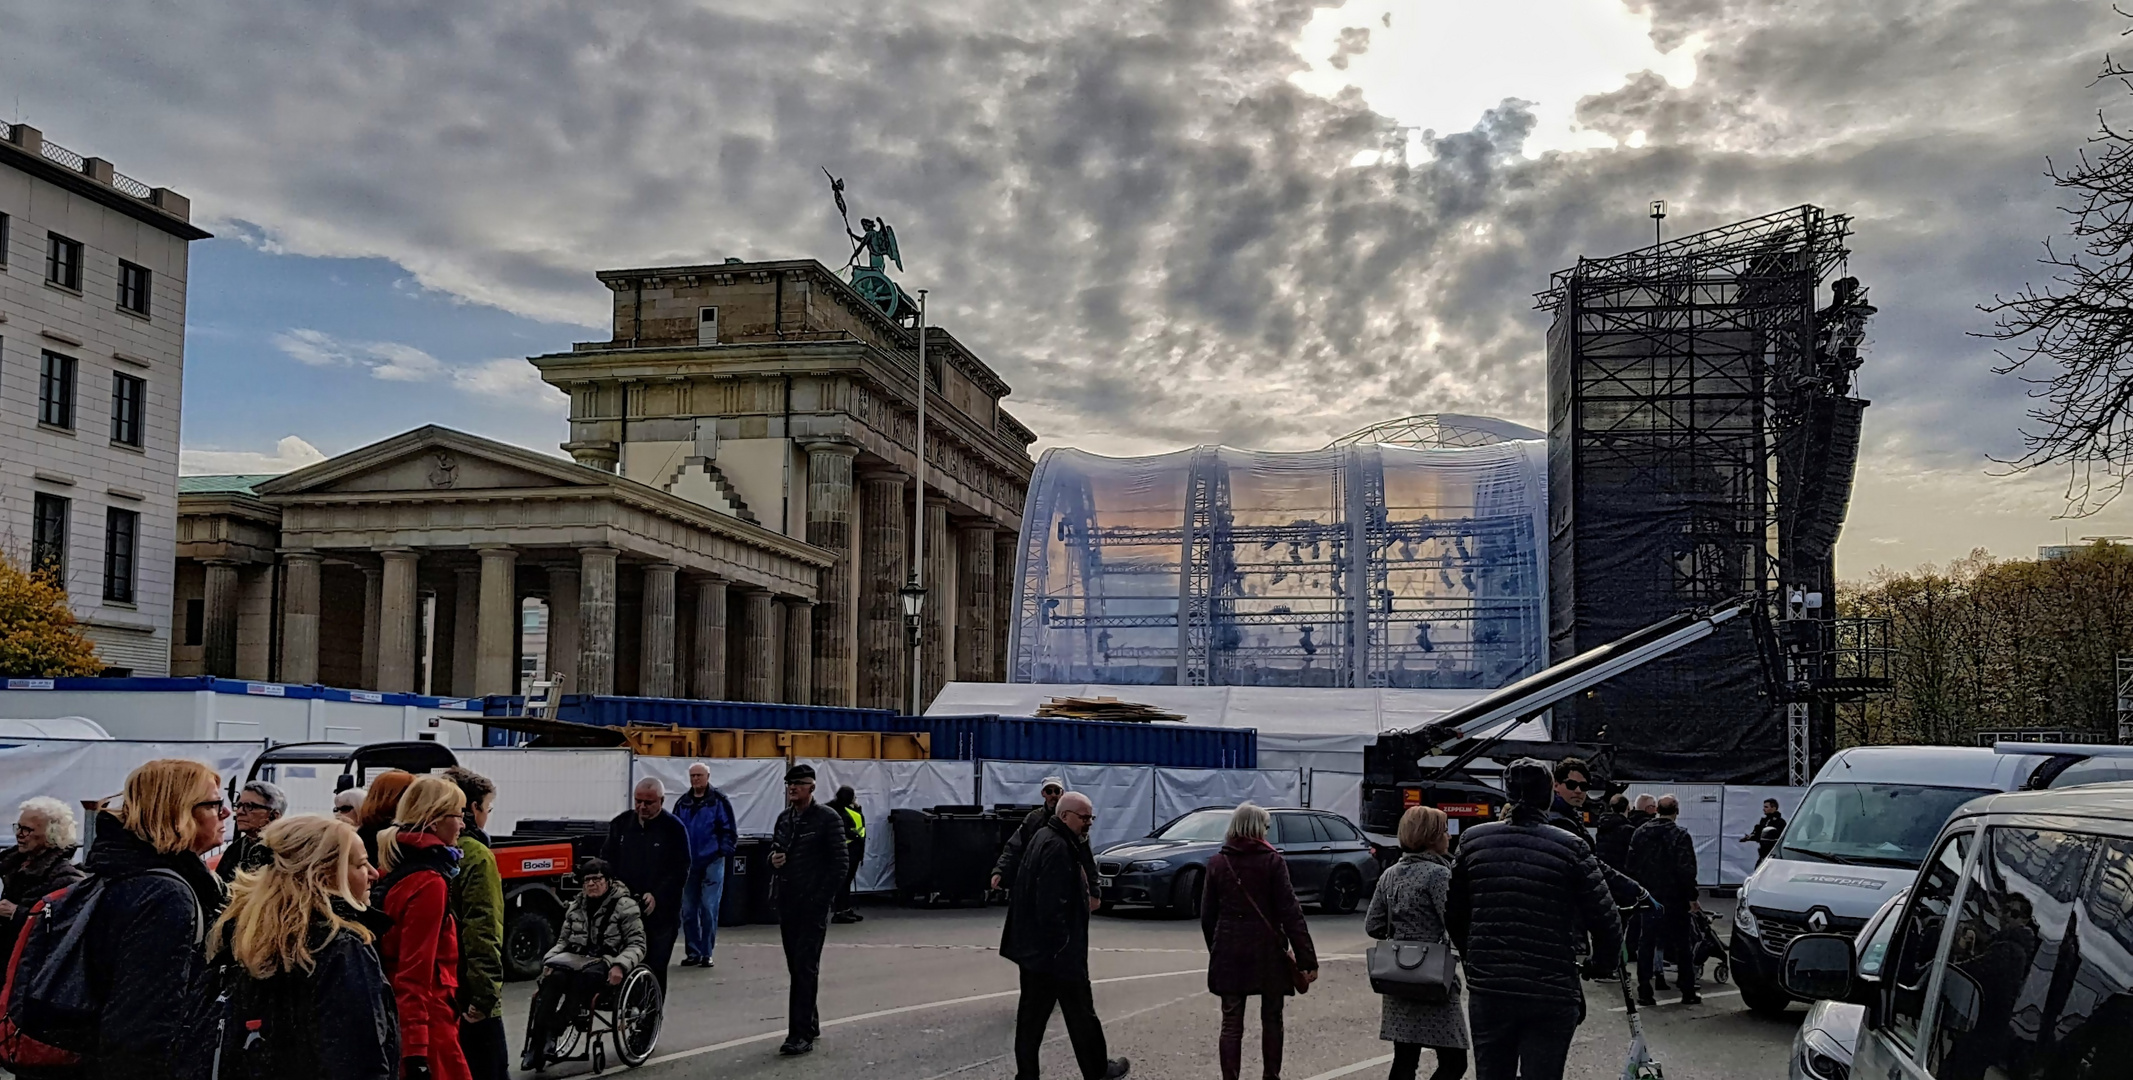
[1780, 782, 2133, 1079]
[1093, 806, 1381, 917]
[1789, 887, 1906, 1080]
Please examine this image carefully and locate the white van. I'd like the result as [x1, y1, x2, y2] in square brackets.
[1730, 746, 2061, 1014]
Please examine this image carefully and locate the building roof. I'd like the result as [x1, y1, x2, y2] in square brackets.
[178, 474, 279, 496]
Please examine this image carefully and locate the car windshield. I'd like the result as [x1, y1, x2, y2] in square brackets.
[1778, 783, 1992, 869]
[1156, 809, 1233, 842]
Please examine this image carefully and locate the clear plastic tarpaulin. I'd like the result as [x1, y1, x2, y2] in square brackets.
[1008, 442, 1548, 690]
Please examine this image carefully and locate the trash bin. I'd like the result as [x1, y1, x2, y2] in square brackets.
[928, 806, 999, 905]
[890, 808, 935, 905]
[719, 838, 764, 927]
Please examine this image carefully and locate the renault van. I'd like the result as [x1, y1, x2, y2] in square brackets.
[1778, 783, 2133, 1078]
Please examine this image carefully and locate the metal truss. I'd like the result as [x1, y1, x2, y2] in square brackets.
[1326, 413, 1546, 450]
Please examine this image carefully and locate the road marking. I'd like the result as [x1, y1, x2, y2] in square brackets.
[1608, 988, 1742, 1012]
[634, 966, 1207, 1070]
[724, 941, 1208, 954]
[1299, 1053, 1396, 1079]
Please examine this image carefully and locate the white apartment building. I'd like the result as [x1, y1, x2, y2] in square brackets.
[0, 124, 209, 675]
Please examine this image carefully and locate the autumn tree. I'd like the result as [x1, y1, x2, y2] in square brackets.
[0, 554, 103, 678]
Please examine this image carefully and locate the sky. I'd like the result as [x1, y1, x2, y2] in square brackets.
[9, 0, 2133, 577]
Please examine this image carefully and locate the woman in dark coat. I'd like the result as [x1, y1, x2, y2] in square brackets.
[0, 796, 87, 956]
[1365, 806, 1468, 1080]
[1201, 804, 1317, 1080]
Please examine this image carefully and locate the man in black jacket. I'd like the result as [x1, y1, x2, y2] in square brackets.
[1593, 794, 1634, 871]
[1625, 794, 1701, 1006]
[771, 764, 849, 1057]
[1449, 760, 1619, 1080]
[1547, 758, 1594, 845]
[999, 792, 1130, 1080]
[603, 777, 691, 992]
[991, 776, 1065, 890]
[1739, 798, 1786, 864]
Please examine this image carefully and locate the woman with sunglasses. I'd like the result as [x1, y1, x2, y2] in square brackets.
[0, 797, 86, 956]
[79, 758, 231, 1079]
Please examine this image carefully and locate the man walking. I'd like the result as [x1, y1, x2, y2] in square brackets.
[1594, 794, 1634, 872]
[1739, 797, 1786, 864]
[673, 763, 738, 968]
[999, 791, 1130, 1080]
[991, 776, 1065, 890]
[1449, 760, 1620, 1080]
[1626, 794, 1701, 1006]
[604, 777, 692, 991]
[771, 764, 848, 1056]
[445, 766, 508, 1080]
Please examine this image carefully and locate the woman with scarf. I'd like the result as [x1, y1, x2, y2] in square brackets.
[1365, 806, 1468, 1080]
[1201, 804, 1318, 1080]
[207, 814, 397, 1080]
[376, 776, 471, 1080]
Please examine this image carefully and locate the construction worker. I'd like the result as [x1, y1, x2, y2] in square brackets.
[828, 785, 866, 924]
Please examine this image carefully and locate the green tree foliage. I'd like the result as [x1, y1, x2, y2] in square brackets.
[1839, 543, 2133, 746]
[0, 554, 103, 678]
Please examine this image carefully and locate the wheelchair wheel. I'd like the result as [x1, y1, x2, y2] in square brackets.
[613, 966, 665, 1067]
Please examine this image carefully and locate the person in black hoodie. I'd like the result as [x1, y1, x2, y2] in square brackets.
[82, 758, 230, 1080]
[1625, 795, 1701, 1006]
[207, 814, 397, 1080]
[1593, 794, 1634, 872]
[1448, 760, 1619, 1080]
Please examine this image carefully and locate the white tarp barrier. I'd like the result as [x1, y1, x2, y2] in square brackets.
[1718, 785, 1806, 887]
[0, 738, 266, 840]
[1309, 771, 1366, 829]
[0, 687, 485, 746]
[633, 758, 790, 835]
[795, 760, 975, 892]
[1151, 768, 1303, 826]
[982, 761, 1155, 851]
[459, 748, 635, 836]
[1623, 783, 1727, 887]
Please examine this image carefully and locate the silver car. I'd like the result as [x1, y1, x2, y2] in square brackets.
[1789, 887, 1905, 1080]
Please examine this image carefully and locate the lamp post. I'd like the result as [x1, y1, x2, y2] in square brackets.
[909, 289, 929, 716]
[899, 576, 927, 714]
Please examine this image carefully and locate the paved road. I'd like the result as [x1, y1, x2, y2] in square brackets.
[501, 898, 1801, 1080]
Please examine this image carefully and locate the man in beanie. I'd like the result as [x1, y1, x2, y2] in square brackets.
[1448, 759, 1621, 1080]
[770, 763, 848, 1056]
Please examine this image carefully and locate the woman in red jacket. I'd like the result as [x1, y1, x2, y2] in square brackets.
[376, 776, 472, 1080]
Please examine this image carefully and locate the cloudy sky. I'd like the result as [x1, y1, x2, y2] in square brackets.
[9, 0, 2132, 576]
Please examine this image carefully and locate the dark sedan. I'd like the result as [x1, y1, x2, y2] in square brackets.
[1093, 806, 1382, 917]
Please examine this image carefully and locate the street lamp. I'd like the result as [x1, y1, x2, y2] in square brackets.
[899, 577, 927, 713]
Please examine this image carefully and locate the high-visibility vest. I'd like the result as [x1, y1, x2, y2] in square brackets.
[841, 805, 866, 839]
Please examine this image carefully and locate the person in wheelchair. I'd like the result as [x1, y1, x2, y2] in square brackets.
[522, 858, 647, 1071]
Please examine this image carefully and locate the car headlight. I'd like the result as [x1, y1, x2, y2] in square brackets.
[1734, 904, 1759, 937]
[1127, 860, 1170, 873]
[1800, 1029, 1850, 1080]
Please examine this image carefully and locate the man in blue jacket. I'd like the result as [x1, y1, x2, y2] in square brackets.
[674, 762, 739, 968]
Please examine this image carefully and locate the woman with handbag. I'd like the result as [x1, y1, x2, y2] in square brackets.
[1201, 804, 1317, 1080]
[1364, 806, 1468, 1080]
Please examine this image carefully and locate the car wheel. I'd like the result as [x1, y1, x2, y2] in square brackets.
[1738, 969, 1791, 1015]
[1321, 867, 1362, 915]
[503, 906, 557, 981]
[1172, 867, 1204, 919]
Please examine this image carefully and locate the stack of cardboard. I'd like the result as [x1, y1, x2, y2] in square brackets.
[1034, 695, 1185, 723]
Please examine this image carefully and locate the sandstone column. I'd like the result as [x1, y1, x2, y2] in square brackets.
[475, 547, 519, 697]
[377, 549, 421, 693]
[805, 441, 859, 707]
[782, 598, 813, 705]
[547, 566, 581, 693]
[858, 469, 909, 712]
[577, 547, 619, 695]
[995, 531, 1017, 681]
[200, 559, 240, 679]
[279, 552, 322, 684]
[921, 498, 952, 708]
[639, 563, 679, 697]
[450, 568, 480, 697]
[735, 588, 777, 703]
[692, 577, 728, 700]
[360, 565, 382, 689]
[958, 524, 997, 682]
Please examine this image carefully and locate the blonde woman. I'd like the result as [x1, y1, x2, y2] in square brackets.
[1365, 806, 1468, 1080]
[208, 815, 397, 1080]
[376, 776, 471, 1080]
[80, 758, 230, 1079]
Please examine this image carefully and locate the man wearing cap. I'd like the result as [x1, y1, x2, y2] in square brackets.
[1448, 759, 1621, 1080]
[770, 763, 849, 1056]
[992, 776, 1068, 891]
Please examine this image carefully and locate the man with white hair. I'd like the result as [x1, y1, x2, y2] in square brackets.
[603, 776, 692, 990]
[1000, 791, 1131, 1079]
[673, 762, 738, 968]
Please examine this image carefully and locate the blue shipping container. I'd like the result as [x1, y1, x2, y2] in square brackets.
[482, 695, 897, 733]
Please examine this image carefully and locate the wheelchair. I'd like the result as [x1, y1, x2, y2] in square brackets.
[520, 960, 665, 1072]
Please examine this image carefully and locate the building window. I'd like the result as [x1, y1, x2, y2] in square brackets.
[111, 373, 145, 447]
[39, 351, 76, 428]
[118, 261, 151, 317]
[30, 493, 67, 582]
[183, 599, 204, 646]
[103, 508, 137, 604]
[44, 233, 81, 290]
[698, 306, 719, 345]
[0, 212, 10, 267]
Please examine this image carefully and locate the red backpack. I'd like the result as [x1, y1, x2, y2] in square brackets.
[0, 868, 200, 1068]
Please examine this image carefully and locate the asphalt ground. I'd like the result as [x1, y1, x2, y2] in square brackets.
[500, 895, 1801, 1080]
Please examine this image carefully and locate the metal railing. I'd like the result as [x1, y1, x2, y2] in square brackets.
[39, 140, 84, 172]
[0, 122, 157, 200]
[110, 172, 153, 198]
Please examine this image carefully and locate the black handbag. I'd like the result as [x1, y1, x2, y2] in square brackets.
[1365, 939, 1456, 1003]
